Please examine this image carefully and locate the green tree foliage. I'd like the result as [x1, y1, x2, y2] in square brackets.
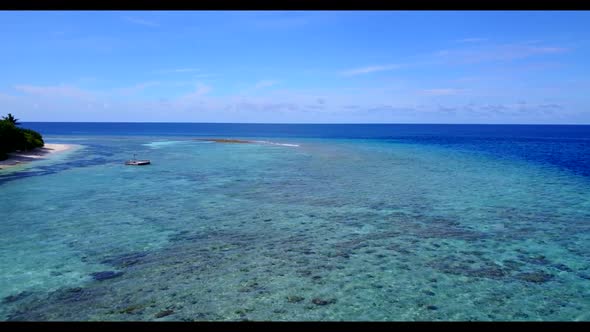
[0, 114, 44, 160]
[2, 113, 20, 125]
[0, 121, 22, 160]
[22, 128, 45, 151]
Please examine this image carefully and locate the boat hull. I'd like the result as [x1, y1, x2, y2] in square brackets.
[125, 160, 151, 166]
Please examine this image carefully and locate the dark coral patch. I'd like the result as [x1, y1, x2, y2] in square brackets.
[312, 298, 336, 306]
[154, 309, 174, 318]
[2, 291, 32, 304]
[516, 271, 554, 283]
[101, 252, 148, 268]
[287, 295, 305, 303]
[90, 271, 124, 281]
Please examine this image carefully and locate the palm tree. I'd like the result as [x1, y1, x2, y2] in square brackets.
[2, 113, 20, 126]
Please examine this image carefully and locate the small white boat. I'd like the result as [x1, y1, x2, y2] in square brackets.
[125, 154, 150, 166]
[125, 160, 150, 166]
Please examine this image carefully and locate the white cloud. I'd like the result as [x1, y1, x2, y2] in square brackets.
[435, 43, 570, 64]
[254, 80, 279, 89]
[123, 16, 160, 27]
[194, 83, 211, 96]
[14, 84, 97, 100]
[116, 81, 161, 95]
[421, 88, 464, 96]
[243, 12, 311, 29]
[179, 83, 212, 102]
[455, 37, 486, 43]
[3, 80, 586, 124]
[0, 92, 18, 101]
[155, 68, 200, 74]
[340, 64, 403, 76]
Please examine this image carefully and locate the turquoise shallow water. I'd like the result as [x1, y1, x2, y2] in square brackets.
[1, 133, 589, 321]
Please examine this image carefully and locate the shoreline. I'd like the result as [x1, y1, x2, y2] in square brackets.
[0, 143, 77, 171]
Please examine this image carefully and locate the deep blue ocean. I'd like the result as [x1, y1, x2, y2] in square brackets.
[24, 122, 590, 178]
[1, 123, 589, 321]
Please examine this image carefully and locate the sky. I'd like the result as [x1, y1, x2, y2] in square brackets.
[0, 10, 589, 124]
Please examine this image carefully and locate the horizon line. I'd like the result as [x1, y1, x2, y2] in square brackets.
[18, 121, 590, 126]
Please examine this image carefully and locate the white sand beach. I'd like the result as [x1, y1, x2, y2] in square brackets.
[0, 144, 76, 170]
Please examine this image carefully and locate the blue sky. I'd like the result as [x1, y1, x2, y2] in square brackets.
[1, 10, 589, 123]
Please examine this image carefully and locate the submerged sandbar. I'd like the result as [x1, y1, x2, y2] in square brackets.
[193, 138, 254, 144]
